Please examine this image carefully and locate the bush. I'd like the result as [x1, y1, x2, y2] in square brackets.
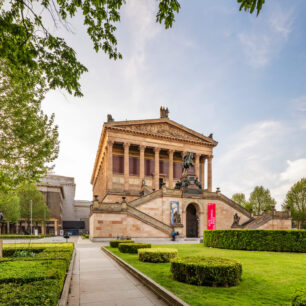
[0, 234, 54, 239]
[204, 230, 306, 252]
[81, 234, 89, 239]
[171, 256, 242, 287]
[118, 243, 151, 253]
[292, 288, 306, 305]
[138, 248, 178, 263]
[109, 240, 134, 248]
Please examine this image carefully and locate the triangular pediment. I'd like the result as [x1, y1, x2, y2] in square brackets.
[106, 119, 216, 146]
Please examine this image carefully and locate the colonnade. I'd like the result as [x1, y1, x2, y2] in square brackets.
[106, 140, 213, 192]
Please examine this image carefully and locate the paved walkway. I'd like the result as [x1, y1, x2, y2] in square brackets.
[68, 238, 167, 306]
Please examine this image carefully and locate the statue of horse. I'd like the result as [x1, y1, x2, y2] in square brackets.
[182, 152, 194, 172]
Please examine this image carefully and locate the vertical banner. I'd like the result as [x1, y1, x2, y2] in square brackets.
[170, 201, 179, 225]
[207, 203, 216, 230]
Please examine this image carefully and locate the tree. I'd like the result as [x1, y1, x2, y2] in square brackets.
[17, 183, 49, 231]
[249, 186, 276, 215]
[0, 192, 21, 233]
[0, 0, 265, 97]
[0, 60, 59, 193]
[232, 193, 253, 211]
[282, 178, 306, 229]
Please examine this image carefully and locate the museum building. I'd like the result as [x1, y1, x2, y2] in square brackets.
[89, 108, 291, 239]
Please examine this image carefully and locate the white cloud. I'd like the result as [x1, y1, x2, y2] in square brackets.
[214, 120, 295, 208]
[238, 4, 294, 68]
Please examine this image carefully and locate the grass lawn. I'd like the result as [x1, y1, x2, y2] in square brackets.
[106, 244, 306, 306]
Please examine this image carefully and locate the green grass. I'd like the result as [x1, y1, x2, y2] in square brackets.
[106, 244, 306, 306]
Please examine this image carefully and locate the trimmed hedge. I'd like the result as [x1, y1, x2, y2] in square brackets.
[138, 248, 178, 263]
[0, 242, 73, 304]
[171, 256, 242, 287]
[0, 234, 54, 239]
[204, 230, 306, 252]
[292, 288, 306, 306]
[109, 240, 134, 248]
[118, 243, 151, 253]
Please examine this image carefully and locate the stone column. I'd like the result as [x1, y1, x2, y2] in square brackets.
[107, 140, 114, 190]
[208, 155, 213, 192]
[139, 145, 145, 184]
[201, 157, 206, 188]
[154, 147, 160, 190]
[124, 142, 130, 191]
[195, 153, 200, 178]
[168, 150, 174, 188]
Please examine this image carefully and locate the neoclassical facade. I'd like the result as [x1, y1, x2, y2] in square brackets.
[89, 108, 291, 239]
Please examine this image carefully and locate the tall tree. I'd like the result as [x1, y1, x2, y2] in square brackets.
[232, 193, 252, 211]
[17, 183, 49, 231]
[0, 61, 59, 193]
[249, 186, 276, 215]
[0, 0, 265, 97]
[0, 192, 21, 233]
[282, 178, 306, 229]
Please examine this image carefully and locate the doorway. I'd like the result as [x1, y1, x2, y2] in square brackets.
[186, 203, 198, 237]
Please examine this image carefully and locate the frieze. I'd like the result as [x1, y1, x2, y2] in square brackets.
[107, 123, 213, 145]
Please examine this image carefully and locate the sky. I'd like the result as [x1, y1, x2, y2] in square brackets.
[41, 0, 306, 208]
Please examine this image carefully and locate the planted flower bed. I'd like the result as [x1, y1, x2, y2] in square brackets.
[0, 242, 74, 305]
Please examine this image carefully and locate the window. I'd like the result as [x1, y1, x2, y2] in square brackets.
[129, 157, 139, 176]
[173, 162, 182, 179]
[159, 160, 169, 177]
[145, 159, 154, 176]
[113, 155, 124, 174]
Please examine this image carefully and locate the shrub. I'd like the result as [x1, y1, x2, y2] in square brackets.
[81, 234, 89, 239]
[109, 240, 134, 248]
[138, 248, 178, 263]
[204, 230, 306, 252]
[0, 234, 54, 239]
[292, 288, 306, 305]
[171, 256, 242, 287]
[118, 243, 151, 253]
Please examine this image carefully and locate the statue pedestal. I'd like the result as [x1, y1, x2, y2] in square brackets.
[181, 172, 202, 194]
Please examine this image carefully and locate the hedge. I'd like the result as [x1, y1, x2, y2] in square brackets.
[0, 234, 54, 239]
[0, 242, 73, 305]
[138, 248, 178, 263]
[292, 288, 306, 306]
[118, 243, 151, 253]
[109, 240, 134, 248]
[204, 230, 306, 252]
[171, 256, 242, 287]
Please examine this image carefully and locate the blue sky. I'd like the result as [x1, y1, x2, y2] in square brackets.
[42, 0, 306, 207]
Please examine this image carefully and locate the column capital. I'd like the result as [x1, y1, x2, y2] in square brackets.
[139, 144, 146, 151]
[168, 149, 175, 154]
[154, 147, 161, 153]
[123, 142, 130, 148]
[107, 139, 114, 146]
[208, 155, 213, 159]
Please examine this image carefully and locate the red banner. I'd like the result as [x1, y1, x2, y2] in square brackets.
[207, 203, 216, 230]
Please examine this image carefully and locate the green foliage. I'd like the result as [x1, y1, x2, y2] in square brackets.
[109, 240, 134, 247]
[292, 288, 306, 306]
[17, 183, 49, 222]
[0, 192, 20, 223]
[231, 193, 252, 211]
[0, 234, 54, 239]
[138, 248, 177, 263]
[0, 242, 73, 304]
[170, 256, 242, 287]
[283, 178, 306, 229]
[204, 230, 306, 252]
[118, 243, 151, 253]
[249, 186, 276, 215]
[81, 234, 89, 239]
[0, 279, 61, 306]
[237, 0, 265, 16]
[0, 62, 59, 193]
[107, 244, 306, 305]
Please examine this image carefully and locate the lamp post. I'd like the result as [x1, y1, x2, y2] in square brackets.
[30, 200, 33, 235]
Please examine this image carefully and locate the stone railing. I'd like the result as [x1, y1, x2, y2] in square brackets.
[127, 206, 172, 235]
[128, 189, 163, 208]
